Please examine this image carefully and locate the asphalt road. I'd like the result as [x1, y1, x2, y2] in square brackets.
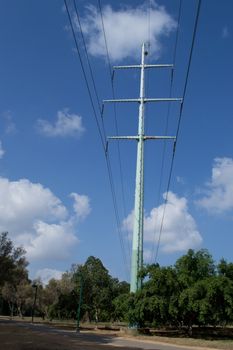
[0, 319, 199, 350]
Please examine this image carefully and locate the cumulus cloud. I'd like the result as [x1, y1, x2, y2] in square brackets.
[25, 221, 78, 261]
[1, 110, 16, 134]
[123, 192, 202, 253]
[196, 157, 233, 214]
[0, 141, 5, 158]
[70, 193, 91, 220]
[35, 268, 63, 285]
[0, 177, 90, 262]
[78, 1, 176, 61]
[0, 178, 67, 234]
[37, 109, 85, 137]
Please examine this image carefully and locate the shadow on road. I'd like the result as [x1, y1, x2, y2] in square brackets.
[0, 319, 154, 350]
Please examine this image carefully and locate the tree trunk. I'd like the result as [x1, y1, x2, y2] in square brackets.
[9, 302, 14, 319]
[188, 323, 193, 337]
[95, 308, 99, 323]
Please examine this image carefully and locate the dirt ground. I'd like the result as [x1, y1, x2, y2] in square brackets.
[0, 319, 129, 350]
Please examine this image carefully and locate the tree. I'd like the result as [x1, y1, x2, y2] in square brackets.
[43, 272, 77, 320]
[136, 264, 180, 327]
[178, 275, 233, 332]
[0, 232, 29, 317]
[42, 278, 64, 320]
[175, 249, 215, 288]
[73, 256, 114, 322]
[0, 232, 28, 284]
[113, 293, 131, 322]
[178, 280, 205, 333]
[114, 250, 233, 330]
[218, 259, 233, 281]
[201, 276, 233, 326]
[1, 283, 16, 318]
[1, 280, 33, 318]
[70, 256, 130, 323]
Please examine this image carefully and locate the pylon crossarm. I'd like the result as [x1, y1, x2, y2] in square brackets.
[108, 136, 139, 140]
[113, 64, 173, 70]
[144, 98, 183, 103]
[103, 98, 182, 104]
[145, 64, 173, 69]
[103, 98, 140, 103]
[107, 136, 176, 141]
[144, 136, 176, 140]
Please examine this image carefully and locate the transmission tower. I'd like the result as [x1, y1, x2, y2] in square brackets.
[104, 43, 182, 293]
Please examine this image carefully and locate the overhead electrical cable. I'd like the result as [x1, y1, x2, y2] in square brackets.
[150, 0, 183, 263]
[63, 0, 129, 279]
[63, 0, 105, 149]
[144, 0, 152, 210]
[73, 0, 108, 149]
[148, 0, 152, 47]
[73, 0, 102, 115]
[154, 0, 202, 263]
[97, 0, 131, 260]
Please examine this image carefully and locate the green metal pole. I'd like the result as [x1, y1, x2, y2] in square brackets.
[103, 44, 178, 296]
[130, 43, 147, 294]
[76, 275, 83, 332]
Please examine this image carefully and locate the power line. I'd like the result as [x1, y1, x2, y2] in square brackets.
[105, 152, 129, 278]
[73, 0, 102, 115]
[97, 0, 112, 82]
[150, 0, 183, 263]
[63, 0, 129, 279]
[97, 0, 131, 260]
[148, 0, 152, 47]
[63, 0, 105, 150]
[154, 0, 202, 263]
[73, 0, 108, 146]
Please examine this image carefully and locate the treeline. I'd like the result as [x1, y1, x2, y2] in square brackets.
[1, 232, 233, 331]
[0, 232, 129, 321]
[120, 250, 233, 331]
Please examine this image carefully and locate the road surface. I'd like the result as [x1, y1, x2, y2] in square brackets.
[0, 319, 204, 350]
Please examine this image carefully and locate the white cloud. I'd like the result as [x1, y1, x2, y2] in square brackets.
[25, 221, 78, 261]
[0, 141, 5, 158]
[79, 1, 176, 62]
[196, 157, 233, 214]
[1, 110, 16, 134]
[0, 178, 67, 233]
[222, 26, 229, 39]
[35, 268, 63, 285]
[37, 109, 85, 137]
[70, 193, 91, 220]
[0, 177, 85, 262]
[123, 192, 202, 254]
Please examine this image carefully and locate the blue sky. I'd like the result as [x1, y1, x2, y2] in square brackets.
[0, 0, 232, 284]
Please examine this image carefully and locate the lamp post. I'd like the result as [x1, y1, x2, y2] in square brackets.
[31, 283, 38, 323]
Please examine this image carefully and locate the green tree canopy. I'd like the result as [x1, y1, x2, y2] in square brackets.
[0, 232, 28, 285]
[218, 258, 233, 280]
[0, 232, 29, 317]
[175, 249, 215, 287]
